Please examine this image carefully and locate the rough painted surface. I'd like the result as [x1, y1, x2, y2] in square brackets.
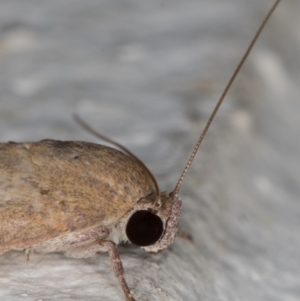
[0, 0, 299, 301]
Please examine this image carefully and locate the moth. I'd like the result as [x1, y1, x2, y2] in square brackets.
[0, 1, 280, 301]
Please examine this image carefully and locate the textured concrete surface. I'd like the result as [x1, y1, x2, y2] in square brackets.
[0, 0, 299, 300]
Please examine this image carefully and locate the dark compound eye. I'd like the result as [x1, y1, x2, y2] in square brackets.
[126, 210, 163, 247]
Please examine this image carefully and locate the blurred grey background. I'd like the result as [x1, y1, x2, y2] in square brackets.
[0, 0, 299, 300]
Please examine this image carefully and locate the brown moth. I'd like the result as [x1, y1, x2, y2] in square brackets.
[0, 1, 280, 301]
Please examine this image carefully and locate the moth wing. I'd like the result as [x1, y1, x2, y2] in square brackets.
[0, 140, 156, 253]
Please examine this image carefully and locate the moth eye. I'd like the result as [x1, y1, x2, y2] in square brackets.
[126, 210, 163, 247]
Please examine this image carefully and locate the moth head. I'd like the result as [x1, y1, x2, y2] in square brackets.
[125, 191, 182, 253]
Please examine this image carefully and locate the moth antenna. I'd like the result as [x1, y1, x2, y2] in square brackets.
[73, 114, 160, 196]
[171, 0, 281, 197]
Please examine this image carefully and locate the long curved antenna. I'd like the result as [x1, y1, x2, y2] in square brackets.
[73, 114, 160, 196]
[171, 0, 281, 197]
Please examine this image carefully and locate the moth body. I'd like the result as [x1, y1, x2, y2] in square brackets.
[0, 140, 180, 259]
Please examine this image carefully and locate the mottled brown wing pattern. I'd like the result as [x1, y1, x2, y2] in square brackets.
[0, 140, 156, 253]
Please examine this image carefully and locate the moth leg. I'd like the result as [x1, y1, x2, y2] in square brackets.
[24, 249, 30, 263]
[64, 242, 108, 258]
[176, 229, 193, 242]
[102, 241, 135, 301]
[32, 226, 110, 256]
